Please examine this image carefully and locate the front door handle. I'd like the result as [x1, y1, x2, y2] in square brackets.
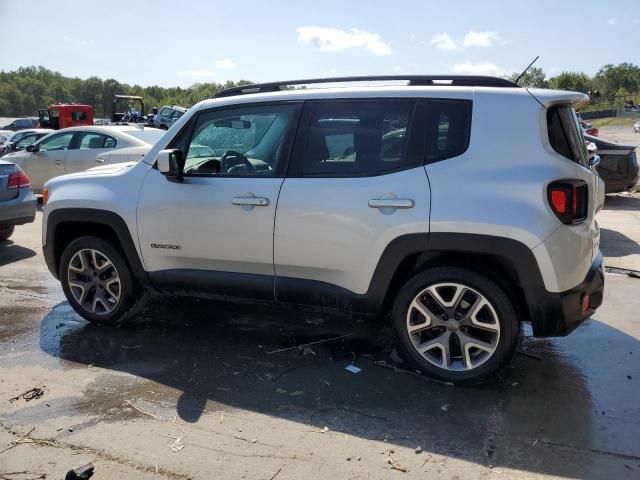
[232, 196, 269, 207]
[96, 157, 105, 163]
[368, 198, 415, 209]
[55, 160, 63, 165]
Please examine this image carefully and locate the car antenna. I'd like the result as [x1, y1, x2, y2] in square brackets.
[514, 56, 540, 85]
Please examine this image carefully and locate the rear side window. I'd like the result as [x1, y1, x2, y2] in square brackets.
[299, 100, 415, 176]
[422, 99, 472, 162]
[547, 106, 588, 167]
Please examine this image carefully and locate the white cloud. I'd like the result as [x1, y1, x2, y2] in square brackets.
[431, 32, 459, 50]
[215, 59, 238, 69]
[462, 31, 500, 48]
[607, 18, 618, 26]
[451, 62, 502, 76]
[179, 70, 218, 77]
[432, 31, 501, 50]
[296, 26, 391, 55]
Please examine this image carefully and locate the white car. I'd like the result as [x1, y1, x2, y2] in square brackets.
[42, 75, 605, 384]
[634, 120, 640, 133]
[4, 125, 164, 193]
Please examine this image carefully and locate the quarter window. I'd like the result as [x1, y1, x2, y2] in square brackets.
[422, 100, 472, 162]
[182, 103, 300, 177]
[300, 101, 414, 176]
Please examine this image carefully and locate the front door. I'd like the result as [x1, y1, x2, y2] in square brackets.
[137, 102, 302, 300]
[24, 131, 75, 192]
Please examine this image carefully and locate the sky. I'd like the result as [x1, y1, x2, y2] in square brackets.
[1, 0, 639, 88]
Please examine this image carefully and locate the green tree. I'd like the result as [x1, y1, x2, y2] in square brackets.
[507, 67, 548, 88]
[548, 72, 592, 92]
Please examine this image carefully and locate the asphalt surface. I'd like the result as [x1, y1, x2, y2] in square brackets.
[1, 201, 640, 479]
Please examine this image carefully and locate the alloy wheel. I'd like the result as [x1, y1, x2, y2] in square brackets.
[406, 282, 500, 371]
[67, 248, 121, 315]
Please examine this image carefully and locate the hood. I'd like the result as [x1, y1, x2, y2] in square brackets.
[100, 145, 150, 158]
[84, 161, 137, 174]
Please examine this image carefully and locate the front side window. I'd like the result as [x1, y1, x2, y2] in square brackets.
[182, 103, 300, 177]
[78, 132, 116, 149]
[15, 134, 38, 149]
[547, 105, 588, 167]
[300, 101, 414, 176]
[37, 132, 74, 152]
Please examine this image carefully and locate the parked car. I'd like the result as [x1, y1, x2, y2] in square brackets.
[1, 118, 39, 131]
[585, 133, 639, 193]
[154, 105, 187, 130]
[0, 130, 13, 143]
[41, 75, 605, 384]
[634, 120, 640, 133]
[4, 125, 164, 193]
[0, 160, 36, 240]
[1, 129, 55, 157]
[0, 129, 55, 157]
[580, 120, 598, 136]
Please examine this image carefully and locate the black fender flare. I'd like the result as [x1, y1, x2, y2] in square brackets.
[43, 208, 150, 287]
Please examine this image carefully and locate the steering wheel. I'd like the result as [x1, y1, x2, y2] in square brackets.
[221, 150, 256, 174]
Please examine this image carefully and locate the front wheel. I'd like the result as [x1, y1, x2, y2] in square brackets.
[59, 236, 146, 324]
[392, 267, 519, 384]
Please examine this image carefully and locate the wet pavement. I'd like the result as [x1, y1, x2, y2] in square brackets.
[1, 211, 640, 479]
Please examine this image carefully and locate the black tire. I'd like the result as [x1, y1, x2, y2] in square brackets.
[0, 225, 14, 241]
[392, 266, 519, 384]
[59, 236, 147, 325]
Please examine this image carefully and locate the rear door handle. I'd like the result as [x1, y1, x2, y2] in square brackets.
[368, 198, 415, 209]
[55, 160, 63, 165]
[96, 158, 105, 163]
[232, 196, 269, 207]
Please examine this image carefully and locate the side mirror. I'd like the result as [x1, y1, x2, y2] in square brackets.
[156, 149, 184, 182]
[589, 154, 600, 169]
[26, 144, 39, 153]
[6, 142, 15, 151]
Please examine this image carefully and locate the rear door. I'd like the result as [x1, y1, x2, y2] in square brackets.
[64, 131, 118, 173]
[273, 99, 430, 304]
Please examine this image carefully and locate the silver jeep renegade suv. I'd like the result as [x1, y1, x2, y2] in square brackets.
[42, 75, 605, 383]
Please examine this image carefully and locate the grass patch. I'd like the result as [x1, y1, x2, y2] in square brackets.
[590, 117, 637, 128]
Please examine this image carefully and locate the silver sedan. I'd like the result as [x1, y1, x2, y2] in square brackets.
[2, 125, 165, 193]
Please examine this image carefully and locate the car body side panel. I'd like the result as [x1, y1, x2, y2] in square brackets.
[426, 90, 593, 293]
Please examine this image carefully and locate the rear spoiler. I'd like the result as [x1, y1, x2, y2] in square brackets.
[526, 88, 590, 110]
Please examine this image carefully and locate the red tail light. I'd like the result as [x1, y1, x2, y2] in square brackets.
[547, 180, 588, 224]
[7, 169, 31, 189]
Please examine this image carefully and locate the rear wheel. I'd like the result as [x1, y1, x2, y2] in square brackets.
[59, 236, 146, 324]
[0, 226, 14, 241]
[392, 267, 519, 384]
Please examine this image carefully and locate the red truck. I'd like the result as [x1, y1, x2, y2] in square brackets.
[37, 104, 94, 130]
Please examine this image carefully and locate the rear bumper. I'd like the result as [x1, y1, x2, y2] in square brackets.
[529, 252, 604, 337]
[0, 188, 36, 228]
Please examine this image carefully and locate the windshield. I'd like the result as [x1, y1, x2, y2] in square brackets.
[126, 129, 165, 145]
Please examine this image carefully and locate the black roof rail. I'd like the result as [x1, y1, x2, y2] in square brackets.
[213, 75, 519, 98]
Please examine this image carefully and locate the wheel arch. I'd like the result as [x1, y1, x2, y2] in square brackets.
[44, 208, 150, 287]
[370, 233, 545, 327]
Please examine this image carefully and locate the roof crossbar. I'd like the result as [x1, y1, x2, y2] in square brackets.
[213, 75, 518, 98]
